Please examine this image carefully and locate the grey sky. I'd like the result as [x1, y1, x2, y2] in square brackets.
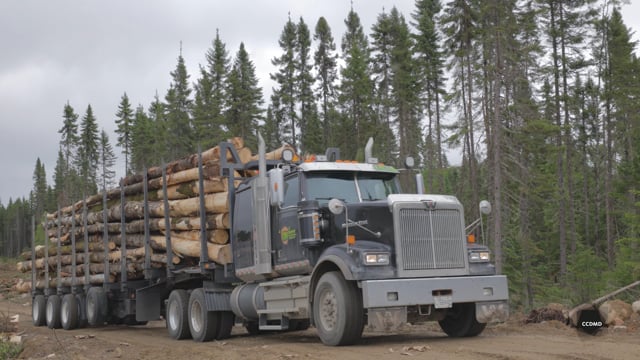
[0, 1, 638, 204]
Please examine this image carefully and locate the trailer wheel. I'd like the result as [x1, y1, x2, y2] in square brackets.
[167, 289, 191, 340]
[87, 287, 108, 326]
[188, 288, 218, 342]
[313, 271, 364, 346]
[75, 294, 88, 328]
[216, 311, 234, 340]
[32, 295, 46, 326]
[438, 302, 486, 337]
[61, 294, 79, 330]
[46, 294, 62, 329]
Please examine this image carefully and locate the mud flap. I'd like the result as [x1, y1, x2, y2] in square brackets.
[136, 283, 170, 321]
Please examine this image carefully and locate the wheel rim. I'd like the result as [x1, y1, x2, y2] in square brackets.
[191, 301, 203, 333]
[318, 287, 338, 331]
[168, 300, 179, 330]
[87, 296, 95, 318]
[33, 301, 40, 322]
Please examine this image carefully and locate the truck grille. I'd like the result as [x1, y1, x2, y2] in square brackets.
[397, 208, 466, 271]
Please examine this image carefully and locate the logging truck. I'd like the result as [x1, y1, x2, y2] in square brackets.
[27, 135, 508, 346]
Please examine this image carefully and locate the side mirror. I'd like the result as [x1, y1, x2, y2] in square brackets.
[479, 200, 491, 215]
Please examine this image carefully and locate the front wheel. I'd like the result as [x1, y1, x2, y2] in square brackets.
[312, 272, 364, 346]
[438, 302, 486, 337]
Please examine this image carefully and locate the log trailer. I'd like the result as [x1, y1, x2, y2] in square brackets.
[30, 135, 508, 346]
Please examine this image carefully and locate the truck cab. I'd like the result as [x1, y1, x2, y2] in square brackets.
[228, 139, 509, 345]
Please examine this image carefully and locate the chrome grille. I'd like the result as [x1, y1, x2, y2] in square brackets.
[397, 208, 466, 271]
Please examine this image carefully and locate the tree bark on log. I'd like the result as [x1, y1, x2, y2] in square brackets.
[150, 235, 231, 264]
[167, 230, 229, 245]
[21, 241, 115, 260]
[33, 274, 115, 289]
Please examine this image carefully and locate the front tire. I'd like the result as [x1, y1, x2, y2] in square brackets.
[61, 294, 79, 330]
[188, 288, 218, 342]
[438, 302, 486, 337]
[167, 289, 191, 340]
[312, 271, 364, 346]
[32, 295, 46, 326]
[46, 295, 62, 329]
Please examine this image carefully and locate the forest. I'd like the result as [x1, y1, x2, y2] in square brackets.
[1, 0, 638, 311]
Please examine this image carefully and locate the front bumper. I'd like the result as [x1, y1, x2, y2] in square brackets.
[361, 275, 508, 323]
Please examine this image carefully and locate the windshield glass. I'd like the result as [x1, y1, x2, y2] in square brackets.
[304, 172, 400, 204]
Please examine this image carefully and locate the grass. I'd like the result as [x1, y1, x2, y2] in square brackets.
[0, 341, 22, 360]
[0, 309, 22, 360]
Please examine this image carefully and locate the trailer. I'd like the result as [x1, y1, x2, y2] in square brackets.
[28, 135, 508, 346]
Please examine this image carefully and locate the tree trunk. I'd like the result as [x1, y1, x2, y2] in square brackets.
[149, 235, 231, 264]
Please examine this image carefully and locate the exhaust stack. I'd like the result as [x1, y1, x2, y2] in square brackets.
[253, 133, 272, 275]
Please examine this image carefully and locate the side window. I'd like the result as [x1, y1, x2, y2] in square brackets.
[282, 175, 300, 207]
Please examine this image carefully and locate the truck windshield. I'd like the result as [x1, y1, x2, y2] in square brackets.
[305, 172, 400, 204]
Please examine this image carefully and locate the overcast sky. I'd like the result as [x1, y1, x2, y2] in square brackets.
[0, 1, 638, 204]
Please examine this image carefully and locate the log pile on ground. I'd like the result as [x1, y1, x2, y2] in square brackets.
[17, 138, 294, 289]
[525, 303, 568, 324]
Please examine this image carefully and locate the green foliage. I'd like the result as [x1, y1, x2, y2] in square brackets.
[114, 92, 134, 174]
[0, 340, 22, 360]
[164, 54, 193, 159]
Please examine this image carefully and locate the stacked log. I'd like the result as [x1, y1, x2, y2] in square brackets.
[18, 139, 295, 289]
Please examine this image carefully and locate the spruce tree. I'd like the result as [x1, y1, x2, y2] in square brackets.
[296, 17, 318, 153]
[164, 51, 193, 159]
[76, 105, 100, 194]
[271, 16, 299, 148]
[131, 105, 153, 172]
[313, 16, 339, 149]
[115, 92, 134, 174]
[412, 0, 446, 191]
[226, 43, 264, 150]
[338, 8, 376, 159]
[98, 130, 117, 190]
[30, 158, 47, 220]
[58, 102, 79, 175]
[194, 30, 230, 148]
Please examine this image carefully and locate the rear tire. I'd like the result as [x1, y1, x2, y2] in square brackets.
[216, 311, 234, 340]
[189, 288, 218, 342]
[438, 303, 486, 337]
[167, 289, 191, 340]
[312, 271, 364, 346]
[86, 287, 108, 326]
[46, 295, 62, 329]
[32, 295, 46, 326]
[61, 294, 79, 330]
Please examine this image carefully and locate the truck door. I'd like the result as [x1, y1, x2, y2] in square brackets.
[273, 174, 306, 270]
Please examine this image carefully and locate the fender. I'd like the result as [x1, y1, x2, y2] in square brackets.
[308, 242, 394, 317]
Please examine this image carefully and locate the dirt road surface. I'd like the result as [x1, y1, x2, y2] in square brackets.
[1, 293, 638, 360]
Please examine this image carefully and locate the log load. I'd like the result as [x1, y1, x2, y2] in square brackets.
[27, 139, 294, 287]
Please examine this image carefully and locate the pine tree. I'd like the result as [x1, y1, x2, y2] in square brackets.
[98, 130, 117, 190]
[338, 8, 376, 159]
[164, 51, 193, 159]
[271, 16, 299, 148]
[313, 16, 339, 149]
[226, 43, 264, 150]
[76, 104, 100, 195]
[115, 92, 134, 174]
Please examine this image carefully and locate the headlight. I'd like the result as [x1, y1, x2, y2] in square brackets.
[469, 251, 490, 262]
[363, 252, 390, 266]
